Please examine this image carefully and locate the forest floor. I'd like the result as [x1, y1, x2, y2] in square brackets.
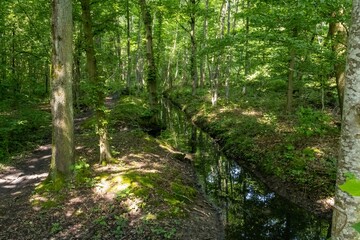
[0, 96, 224, 240]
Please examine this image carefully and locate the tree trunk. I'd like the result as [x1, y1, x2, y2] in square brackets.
[199, 0, 209, 88]
[126, 0, 132, 91]
[50, 0, 75, 179]
[286, 48, 296, 112]
[73, 28, 82, 110]
[135, 17, 144, 90]
[166, 27, 178, 90]
[243, 0, 250, 95]
[139, 0, 158, 109]
[286, 27, 298, 113]
[225, 0, 231, 100]
[80, 0, 112, 164]
[116, 29, 124, 86]
[190, 0, 198, 96]
[331, 2, 360, 238]
[328, 10, 347, 116]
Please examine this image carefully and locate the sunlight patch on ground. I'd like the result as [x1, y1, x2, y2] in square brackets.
[123, 197, 143, 215]
[242, 109, 262, 116]
[94, 175, 130, 200]
[30, 195, 49, 211]
[257, 113, 277, 125]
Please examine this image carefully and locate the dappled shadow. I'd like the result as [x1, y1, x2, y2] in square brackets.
[0, 144, 51, 197]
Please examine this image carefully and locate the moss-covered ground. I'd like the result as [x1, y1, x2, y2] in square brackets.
[166, 86, 339, 218]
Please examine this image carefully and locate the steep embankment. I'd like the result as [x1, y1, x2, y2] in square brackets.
[167, 88, 339, 219]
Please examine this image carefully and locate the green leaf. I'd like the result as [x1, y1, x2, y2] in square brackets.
[352, 222, 360, 233]
[339, 179, 360, 196]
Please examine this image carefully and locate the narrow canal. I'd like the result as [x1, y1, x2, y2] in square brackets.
[158, 99, 331, 239]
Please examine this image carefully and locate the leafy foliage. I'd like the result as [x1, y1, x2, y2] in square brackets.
[339, 177, 360, 197]
[0, 105, 50, 162]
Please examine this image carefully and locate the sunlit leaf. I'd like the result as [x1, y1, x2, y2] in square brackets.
[339, 179, 360, 196]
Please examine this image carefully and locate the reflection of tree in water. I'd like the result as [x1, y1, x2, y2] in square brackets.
[160, 100, 330, 240]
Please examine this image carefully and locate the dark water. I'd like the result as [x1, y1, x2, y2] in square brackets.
[158, 100, 331, 240]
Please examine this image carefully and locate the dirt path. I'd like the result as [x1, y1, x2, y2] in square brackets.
[0, 97, 224, 240]
[0, 145, 51, 220]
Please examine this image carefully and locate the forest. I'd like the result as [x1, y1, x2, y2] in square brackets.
[0, 0, 359, 239]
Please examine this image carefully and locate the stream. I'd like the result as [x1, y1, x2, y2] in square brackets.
[158, 99, 331, 240]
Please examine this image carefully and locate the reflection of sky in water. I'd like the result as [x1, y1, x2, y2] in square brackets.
[160, 100, 331, 240]
[246, 191, 275, 202]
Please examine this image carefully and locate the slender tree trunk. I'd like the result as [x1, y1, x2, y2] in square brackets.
[50, 0, 74, 179]
[80, 0, 112, 164]
[139, 0, 158, 109]
[45, 60, 49, 95]
[0, 19, 5, 87]
[155, 11, 164, 84]
[167, 27, 178, 89]
[73, 28, 82, 110]
[286, 48, 296, 112]
[286, 28, 298, 113]
[328, 10, 347, 116]
[190, 0, 198, 96]
[225, 0, 231, 100]
[135, 17, 144, 90]
[199, 0, 209, 89]
[243, 0, 250, 95]
[116, 29, 124, 86]
[126, 0, 132, 91]
[332, 2, 360, 238]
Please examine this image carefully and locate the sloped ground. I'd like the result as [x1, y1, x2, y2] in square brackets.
[166, 88, 338, 219]
[0, 99, 224, 240]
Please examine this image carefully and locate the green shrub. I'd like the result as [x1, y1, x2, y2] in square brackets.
[0, 107, 50, 163]
[295, 107, 331, 137]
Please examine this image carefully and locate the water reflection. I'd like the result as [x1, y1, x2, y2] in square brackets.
[159, 100, 331, 239]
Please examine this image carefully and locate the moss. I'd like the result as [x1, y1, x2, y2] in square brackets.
[170, 182, 197, 203]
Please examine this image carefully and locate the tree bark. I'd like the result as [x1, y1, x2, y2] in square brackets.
[329, 10, 347, 116]
[50, 0, 75, 178]
[190, 0, 198, 96]
[80, 0, 112, 164]
[139, 0, 158, 109]
[286, 27, 298, 113]
[126, 0, 132, 91]
[199, 0, 209, 88]
[332, 2, 360, 238]
[286, 48, 296, 112]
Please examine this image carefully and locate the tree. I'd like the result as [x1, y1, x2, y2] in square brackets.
[49, 0, 74, 179]
[139, 0, 158, 109]
[79, 0, 113, 164]
[328, 9, 347, 116]
[331, 1, 360, 238]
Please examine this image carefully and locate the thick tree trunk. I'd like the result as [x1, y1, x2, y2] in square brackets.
[80, 0, 112, 164]
[331, 2, 360, 238]
[50, 0, 74, 178]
